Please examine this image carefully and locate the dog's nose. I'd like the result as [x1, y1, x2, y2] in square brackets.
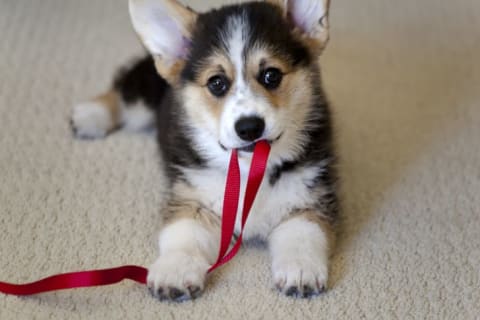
[235, 116, 265, 142]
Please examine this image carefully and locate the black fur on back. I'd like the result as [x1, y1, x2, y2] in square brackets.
[113, 55, 168, 108]
[113, 55, 206, 182]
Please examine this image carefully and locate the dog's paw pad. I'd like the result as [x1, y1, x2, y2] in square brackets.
[273, 257, 328, 298]
[168, 287, 188, 301]
[187, 285, 202, 299]
[71, 101, 113, 139]
[147, 253, 208, 302]
[285, 286, 300, 297]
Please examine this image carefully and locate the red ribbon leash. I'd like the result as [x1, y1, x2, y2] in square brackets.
[209, 140, 270, 271]
[0, 266, 148, 296]
[208, 141, 270, 272]
[0, 141, 270, 296]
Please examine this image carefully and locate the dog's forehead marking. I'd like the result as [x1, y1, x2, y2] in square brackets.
[224, 14, 249, 99]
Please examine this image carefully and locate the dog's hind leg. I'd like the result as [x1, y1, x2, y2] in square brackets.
[71, 55, 168, 139]
[71, 89, 123, 139]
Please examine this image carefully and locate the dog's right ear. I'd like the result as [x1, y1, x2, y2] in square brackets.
[266, 0, 331, 54]
[129, 0, 197, 83]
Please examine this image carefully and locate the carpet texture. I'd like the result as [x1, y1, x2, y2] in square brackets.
[1, 0, 479, 319]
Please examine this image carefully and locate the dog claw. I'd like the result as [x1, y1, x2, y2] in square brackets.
[285, 286, 299, 297]
[280, 283, 326, 298]
[302, 285, 314, 297]
[169, 287, 186, 301]
[187, 285, 202, 299]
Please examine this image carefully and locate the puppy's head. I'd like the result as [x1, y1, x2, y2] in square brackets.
[129, 0, 330, 162]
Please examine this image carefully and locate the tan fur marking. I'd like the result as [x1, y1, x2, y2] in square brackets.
[138, 0, 198, 84]
[164, 199, 221, 231]
[154, 57, 186, 84]
[94, 90, 121, 129]
[300, 34, 328, 56]
[271, 69, 311, 110]
[196, 54, 235, 86]
[203, 89, 224, 120]
[183, 83, 224, 121]
[246, 49, 313, 110]
[182, 53, 236, 121]
[248, 50, 294, 75]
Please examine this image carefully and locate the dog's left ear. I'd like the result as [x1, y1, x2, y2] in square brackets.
[266, 0, 331, 53]
[129, 0, 197, 83]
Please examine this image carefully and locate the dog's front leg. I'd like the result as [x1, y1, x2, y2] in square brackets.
[147, 200, 220, 302]
[269, 211, 335, 298]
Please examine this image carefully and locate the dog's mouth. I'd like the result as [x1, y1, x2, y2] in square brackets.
[237, 143, 256, 153]
[220, 133, 283, 153]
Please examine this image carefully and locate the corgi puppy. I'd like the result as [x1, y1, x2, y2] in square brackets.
[71, 0, 338, 301]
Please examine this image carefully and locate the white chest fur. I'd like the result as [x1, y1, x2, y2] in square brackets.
[174, 158, 322, 240]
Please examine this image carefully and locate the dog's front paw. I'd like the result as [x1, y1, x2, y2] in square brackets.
[147, 252, 209, 302]
[272, 255, 328, 298]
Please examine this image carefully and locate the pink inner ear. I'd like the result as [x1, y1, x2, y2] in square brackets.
[288, 0, 325, 34]
[155, 16, 185, 58]
[179, 37, 192, 59]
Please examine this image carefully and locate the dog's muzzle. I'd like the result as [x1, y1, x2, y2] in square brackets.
[234, 116, 265, 142]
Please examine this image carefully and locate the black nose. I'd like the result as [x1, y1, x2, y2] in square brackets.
[235, 116, 265, 142]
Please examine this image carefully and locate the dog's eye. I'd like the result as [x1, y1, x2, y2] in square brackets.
[259, 68, 283, 90]
[207, 75, 230, 97]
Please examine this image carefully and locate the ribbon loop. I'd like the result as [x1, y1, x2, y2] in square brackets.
[209, 140, 271, 271]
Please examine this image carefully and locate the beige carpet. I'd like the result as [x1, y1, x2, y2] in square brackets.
[1, 0, 479, 319]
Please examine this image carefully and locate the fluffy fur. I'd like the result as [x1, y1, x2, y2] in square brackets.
[71, 0, 338, 301]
